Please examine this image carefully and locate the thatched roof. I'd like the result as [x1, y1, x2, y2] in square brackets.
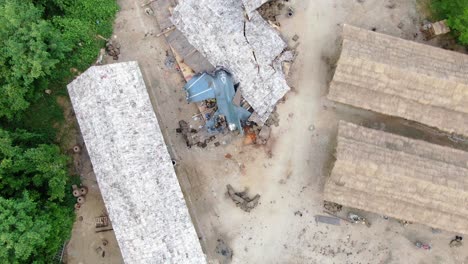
[67, 62, 205, 264]
[324, 121, 468, 234]
[328, 25, 468, 136]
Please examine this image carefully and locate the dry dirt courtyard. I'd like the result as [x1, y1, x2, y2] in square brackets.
[66, 0, 468, 263]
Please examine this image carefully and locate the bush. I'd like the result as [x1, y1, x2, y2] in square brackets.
[431, 0, 468, 44]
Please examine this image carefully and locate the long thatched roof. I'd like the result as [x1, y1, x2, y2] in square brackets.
[324, 121, 468, 234]
[328, 25, 468, 136]
[67, 62, 206, 264]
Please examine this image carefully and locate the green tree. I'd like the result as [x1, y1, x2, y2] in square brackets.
[0, 128, 68, 201]
[0, 128, 73, 263]
[0, 0, 68, 119]
[431, 0, 468, 44]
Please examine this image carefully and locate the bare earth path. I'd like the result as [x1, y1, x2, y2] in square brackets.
[66, 0, 468, 263]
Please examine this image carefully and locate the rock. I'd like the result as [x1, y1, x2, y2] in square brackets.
[257, 126, 271, 144]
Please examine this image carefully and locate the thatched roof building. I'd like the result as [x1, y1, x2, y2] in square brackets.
[328, 25, 468, 136]
[324, 121, 468, 234]
[68, 62, 206, 264]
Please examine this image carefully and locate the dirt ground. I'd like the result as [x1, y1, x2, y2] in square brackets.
[66, 0, 468, 263]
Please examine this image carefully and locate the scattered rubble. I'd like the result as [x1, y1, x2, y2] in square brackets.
[176, 120, 197, 147]
[323, 201, 342, 213]
[243, 127, 257, 145]
[257, 0, 285, 26]
[294, 210, 303, 217]
[398, 219, 412, 226]
[256, 126, 271, 144]
[264, 111, 280, 127]
[415, 241, 431, 250]
[449, 236, 463, 248]
[215, 239, 233, 262]
[347, 212, 371, 227]
[105, 39, 120, 60]
[226, 184, 260, 212]
[421, 20, 451, 39]
[164, 50, 176, 68]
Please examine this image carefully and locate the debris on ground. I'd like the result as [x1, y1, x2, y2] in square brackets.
[176, 120, 197, 147]
[105, 39, 121, 60]
[144, 7, 154, 16]
[226, 184, 260, 212]
[243, 127, 257, 145]
[348, 212, 371, 227]
[95, 215, 109, 228]
[164, 50, 176, 69]
[449, 236, 463, 248]
[398, 219, 412, 226]
[257, 0, 285, 27]
[286, 7, 294, 17]
[292, 34, 299, 41]
[324, 201, 342, 213]
[264, 111, 280, 127]
[256, 125, 271, 144]
[215, 239, 233, 262]
[415, 241, 431, 250]
[294, 210, 303, 217]
[314, 215, 341, 226]
[421, 20, 451, 40]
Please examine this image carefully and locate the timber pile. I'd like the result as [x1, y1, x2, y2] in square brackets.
[324, 121, 468, 234]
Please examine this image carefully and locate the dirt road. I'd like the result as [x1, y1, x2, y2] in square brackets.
[67, 0, 468, 263]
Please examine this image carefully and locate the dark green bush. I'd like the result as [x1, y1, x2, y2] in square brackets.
[431, 0, 468, 44]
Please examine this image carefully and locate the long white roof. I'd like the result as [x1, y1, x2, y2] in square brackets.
[68, 61, 206, 264]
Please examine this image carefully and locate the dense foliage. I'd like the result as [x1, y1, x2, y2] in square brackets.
[0, 129, 73, 263]
[0, 0, 118, 262]
[431, 0, 468, 44]
[0, 0, 118, 119]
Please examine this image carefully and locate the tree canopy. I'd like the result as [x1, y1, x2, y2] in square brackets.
[0, 0, 118, 262]
[0, 0, 67, 119]
[0, 0, 118, 119]
[0, 128, 73, 263]
[431, 0, 468, 44]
